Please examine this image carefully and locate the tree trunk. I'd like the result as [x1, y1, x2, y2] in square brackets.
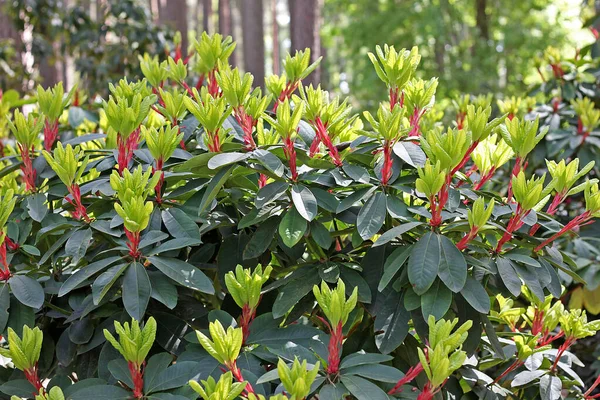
[288, 0, 321, 86]
[218, 0, 236, 65]
[271, 0, 279, 75]
[159, 0, 189, 55]
[203, 0, 213, 33]
[241, 0, 265, 88]
[475, 0, 489, 41]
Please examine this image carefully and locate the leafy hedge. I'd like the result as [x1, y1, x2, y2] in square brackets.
[0, 33, 600, 400]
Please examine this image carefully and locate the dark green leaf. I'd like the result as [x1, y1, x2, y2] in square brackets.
[145, 362, 198, 393]
[92, 263, 129, 305]
[379, 245, 412, 291]
[198, 165, 232, 216]
[162, 208, 200, 240]
[65, 228, 93, 265]
[437, 234, 467, 292]
[496, 257, 522, 297]
[460, 277, 490, 313]
[243, 217, 279, 259]
[408, 231, 440, 295]
[9, 275, 45, 309]
[340, 375, 390, 400]
[278, 207, 307, 248]
[148, 256, 214, 294]
[373, 222, 422, 247]
[122, 262, 152, 321]
[357, 192, 386, 240]
[59, 256, 124, 297]
[27, 193, 48, 222]
[310, 220, 333, 249]
[291, 184, 318, 221]
[421, 280, 452, 320]
[207, 152, 250, 169]
[256, 181, 288, 208]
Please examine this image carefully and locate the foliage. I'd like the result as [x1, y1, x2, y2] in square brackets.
[0, 31, 600, 400]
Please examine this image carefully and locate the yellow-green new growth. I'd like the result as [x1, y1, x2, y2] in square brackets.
[155, 88, 188, 122]
[184, 87, 233, 135]
[497, 96, 523, 117]
[31, 386, 64, 400]
[499, 116, 548, 159]
[166, 57, 188, 84]
[491, 294, 524, 330]
[572, 97, 600, 133]
[192, 32, 236, 75]
[546, 158, 595, 196]
[362, 104, 406, 142]
[468, 198, 494, 229]
[225, 265, 272, 310]
[108, 78, 153, 103]
[263, 99, 305, 139]
[36, 82, 75, 121]
[244, 88, 272, 121]
[103, 317, 157, 365]
[142, 125, 183, 163]
[511, 171, 554, 211]
[584, 182, 600, 217]
[418, 316, 472, 388]
[421, 127, 472, 172]
[283, 48, 322, 83]
[313, 279, 358, 328]
[368, 45, 420, 91]
[559, 309, 600, 340]
[196, 320, 243, 366]
[0, 326, 43, 372]
[277, 358, 320, 400]
[513, 334, 550, 361]
[471, 134, 514, 176]
[416, 161, 446, 199]
[42, 143, 89, 187]
[216, 64, 254, 109]
[189, 371, 246, 400]
[7, 109, 44, 149]
[0, 189, 16, 237]
[115, 195, 154, 233]
[103, 93, 156, 139]
[464, 105, 505, 142]
[110, 167, 160, 203]
[139, 53, 168, 88]
[266, 74, 287, 99]
[404, 78, 438, 114]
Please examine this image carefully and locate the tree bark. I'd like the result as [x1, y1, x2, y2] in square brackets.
[271, 0, 279, 75]
[475, 0, 489, 41]
[203, 0, 213, 33]
[218, 0, 236, 65]
[159, 0, 189, 55]
[241, 0, 265, 88]
[288, 0, 321, 86]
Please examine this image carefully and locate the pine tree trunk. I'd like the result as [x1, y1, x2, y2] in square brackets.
[271, 0, 279, 75]
[288, 0, 321, 86]
[203, 0, 213, 33]
[159, 0, 189, 55]
[241, 0, 265, 88]
[475, 0, 489, 40]
[218, 0, 236, 65]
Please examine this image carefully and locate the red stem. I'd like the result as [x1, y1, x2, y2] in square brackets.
[24, 363, 44, 395]
[0, 242, 10, 281]
[125, 229, 141, 259]
[326, 321, 344, 375]
[535, 211, 592, 252]
[229, 361, 256, 396]
[127, 361, 145, 399]
[283, 136, 298, 181]
[43, 119, 59, 152]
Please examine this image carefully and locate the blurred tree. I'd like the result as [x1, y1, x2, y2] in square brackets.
[159, 0, 188, 55]
[323, 0, 573, 110]
[289, 0, 322, 86]
[218, 0, 236, 65]
[241, 0, 265, 87]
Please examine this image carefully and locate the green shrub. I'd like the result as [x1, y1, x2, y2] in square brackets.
[0, 33, 599, 400]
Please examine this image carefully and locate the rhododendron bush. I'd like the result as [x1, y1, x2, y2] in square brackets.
[0, 32, 600, 400]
